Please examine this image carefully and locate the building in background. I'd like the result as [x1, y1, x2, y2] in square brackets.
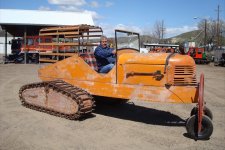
[0, 9, 94, 54]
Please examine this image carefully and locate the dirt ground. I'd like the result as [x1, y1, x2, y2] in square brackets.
[0, 61, 225, 150]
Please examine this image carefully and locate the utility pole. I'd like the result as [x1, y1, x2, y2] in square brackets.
[161, 20, 164, 40]
[204, 19, 207, 51]
[161, 20, 165, 43]
[193, 17, 207, 49]
[216, 5, 220, 48]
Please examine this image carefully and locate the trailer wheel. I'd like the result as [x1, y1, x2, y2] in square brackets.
[190, 106, 213, 120]
[186, 115, 213, 140]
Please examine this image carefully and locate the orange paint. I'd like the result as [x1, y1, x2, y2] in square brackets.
[39, 49, 198, 104]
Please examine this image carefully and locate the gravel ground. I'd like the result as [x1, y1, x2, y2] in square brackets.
[0, 62, 225, 150]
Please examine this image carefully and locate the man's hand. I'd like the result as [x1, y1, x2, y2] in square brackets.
[112, 50, 116, 54]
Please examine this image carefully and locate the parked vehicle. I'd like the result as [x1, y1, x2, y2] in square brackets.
[19, 29, 213, 140]
[187, 47, 210, 64]
[5, 36, 52, 63]
[214, 48, 225, 66]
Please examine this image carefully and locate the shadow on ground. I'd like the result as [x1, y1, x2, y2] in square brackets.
[93, 96, 186, 127]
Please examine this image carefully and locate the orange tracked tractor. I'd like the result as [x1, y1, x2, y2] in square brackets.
[19, 29, 213, 140]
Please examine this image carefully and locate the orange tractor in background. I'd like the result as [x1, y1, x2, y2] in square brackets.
[187, 47, 210, 64]
[149, 47, 175, 53]
[143, 43, 179, 53]
[5, 36, 53, 63]
[19, 29, 213, 140]
[144, 44, 210, 65]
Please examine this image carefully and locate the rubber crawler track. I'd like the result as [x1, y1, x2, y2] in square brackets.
[19, 80, 95, 120]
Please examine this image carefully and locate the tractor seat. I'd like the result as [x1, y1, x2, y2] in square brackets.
[79, 53, 98, 71]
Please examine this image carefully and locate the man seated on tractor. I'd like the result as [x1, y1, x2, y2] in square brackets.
[94, 35, 116, 73]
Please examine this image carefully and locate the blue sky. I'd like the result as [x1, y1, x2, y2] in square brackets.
[0, 0, 224, 37]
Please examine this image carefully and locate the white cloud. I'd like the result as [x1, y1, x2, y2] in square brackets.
[39, 6, 51, 11]
[47, 0, 113, 23]
[98, 23, 114, 37]
[105, 1, 114, 7]
[48, 0, 86, 6]
[166, 26, 198, 37]
[97, 23, 143, 37]
[141, 26, 153, 35]
[83, 10, 102, 20]
[46, 1, 196, 38]
[115, 24, 143, 34]
[47, 0, 101, 21]
[98, 24, 198, 38]
[90, 1, 99, 8]
[59, 5, 81, 11]
[58, 6, 101, 20]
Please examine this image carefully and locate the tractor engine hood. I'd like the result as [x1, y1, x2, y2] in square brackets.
[118, 53, 195, 66]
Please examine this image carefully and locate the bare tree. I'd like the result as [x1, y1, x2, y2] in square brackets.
[197, 19, 225, 49]
[152, 20, 166, 43]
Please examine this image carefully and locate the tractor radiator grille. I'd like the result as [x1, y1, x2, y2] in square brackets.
[173, 66, 197, 86]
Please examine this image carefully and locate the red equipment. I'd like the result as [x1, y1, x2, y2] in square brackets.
[6, 36, 53, 63]
[20, 36, 53, 52]
[187, 47, 210, 64]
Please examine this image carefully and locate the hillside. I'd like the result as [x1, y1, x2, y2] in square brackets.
[103, 30, 224, 48]
[169, 30, 202, 43]
[139, 30, 203, 46]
